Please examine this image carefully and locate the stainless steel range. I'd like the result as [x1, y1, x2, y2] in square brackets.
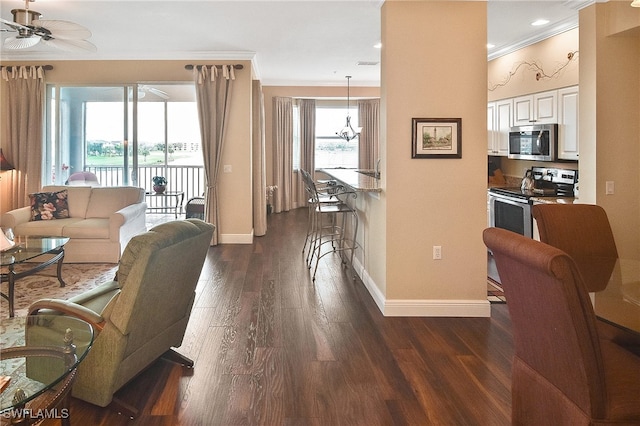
[488, 167, 577, 238]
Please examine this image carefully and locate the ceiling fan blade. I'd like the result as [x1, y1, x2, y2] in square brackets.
[148, 87, 170, 99]
[33, 19, 92, 40]
[0, 17, 28, 32]
[41, 37, 97, 53]
[4, 35, 40, 49]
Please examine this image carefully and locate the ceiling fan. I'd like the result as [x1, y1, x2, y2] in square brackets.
[138, 85, 170, 100]
[0, 0, 96, 52]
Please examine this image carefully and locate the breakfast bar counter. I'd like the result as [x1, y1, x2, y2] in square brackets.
[317, 168, 382, 193]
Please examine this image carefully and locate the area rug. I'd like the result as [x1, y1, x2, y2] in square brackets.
[1, 263, 118, 317]
[487, 278, 506, 304]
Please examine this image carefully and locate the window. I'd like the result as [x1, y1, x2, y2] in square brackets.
[315, 106, 358, 169]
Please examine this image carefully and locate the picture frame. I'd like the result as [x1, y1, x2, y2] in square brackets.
[411, 117, 462, 159]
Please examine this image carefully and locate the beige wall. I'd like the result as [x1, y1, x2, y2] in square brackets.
[380, 1, 489, 316]
[0, 60, 254, 241]
[488, 28, 579, 101]
[580, 2, 640, 259]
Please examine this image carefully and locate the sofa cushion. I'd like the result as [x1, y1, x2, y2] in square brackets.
[15, 218, 84, 237]
[42, 185, 92, 218]
[85, 187, 144, 219]
[29, 190, 70, 221]
[62, 218, 110, 239]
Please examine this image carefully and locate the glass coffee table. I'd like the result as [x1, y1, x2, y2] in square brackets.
[1, 236, 70, 318]
[0, 315, 94, 425]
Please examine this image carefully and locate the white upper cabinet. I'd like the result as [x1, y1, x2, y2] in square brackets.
[488, 86, 579, 160]
[512, 90, 558, 125]
[487, 99, 512, 156]
[557, 86, 579, 160]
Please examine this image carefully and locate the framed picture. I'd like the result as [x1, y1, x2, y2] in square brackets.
[411, 118, 462, 159]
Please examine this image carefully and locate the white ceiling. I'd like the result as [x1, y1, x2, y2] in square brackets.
[0, 0, 591, 86]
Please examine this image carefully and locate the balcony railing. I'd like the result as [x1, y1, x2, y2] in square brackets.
[84, 165, 205, 203]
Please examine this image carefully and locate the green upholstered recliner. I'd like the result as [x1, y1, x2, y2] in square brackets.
[27, 219, 214, 413]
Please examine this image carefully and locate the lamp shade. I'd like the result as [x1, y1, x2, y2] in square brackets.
[0, 149, 15, 171]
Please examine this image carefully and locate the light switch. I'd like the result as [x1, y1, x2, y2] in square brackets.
[605, 181, 614, 195]
[223, 165, 232, 173]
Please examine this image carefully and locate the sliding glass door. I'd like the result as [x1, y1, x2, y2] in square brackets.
[44, 84, 204, 199]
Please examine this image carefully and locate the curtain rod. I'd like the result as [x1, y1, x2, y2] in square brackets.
[185, 64, 243, 71]
[0, 65, 53, 71]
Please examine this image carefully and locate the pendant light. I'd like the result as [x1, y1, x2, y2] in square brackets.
[336, 76, 362, 141]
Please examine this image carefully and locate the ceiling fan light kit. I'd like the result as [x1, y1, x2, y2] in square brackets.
[1, 0, 96, 52]
[632, 0, 640, 7]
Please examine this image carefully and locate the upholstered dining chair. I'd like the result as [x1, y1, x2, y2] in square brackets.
[483, 227, 640, 425]
[532, 202, 640, 354]
[27, 219, 214, 416]
[532, 203, 618, 290]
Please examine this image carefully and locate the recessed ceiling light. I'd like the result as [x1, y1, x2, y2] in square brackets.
[531, 19, 550, 26]
[487, 43, 495, 49]
[373, 42, 382, 49]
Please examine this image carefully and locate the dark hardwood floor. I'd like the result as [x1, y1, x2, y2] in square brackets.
[53, 208, 514, 425]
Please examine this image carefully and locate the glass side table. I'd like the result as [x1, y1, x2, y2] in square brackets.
[1, 315, 93, 425]
[1, 236, 70, 318]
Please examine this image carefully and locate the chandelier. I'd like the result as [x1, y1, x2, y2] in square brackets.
[336, 76, 362, 141]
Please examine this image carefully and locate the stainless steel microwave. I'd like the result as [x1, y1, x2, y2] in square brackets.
[508, 124, 558, 161]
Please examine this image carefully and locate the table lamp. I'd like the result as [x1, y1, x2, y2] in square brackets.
[0, 149, 15, 171]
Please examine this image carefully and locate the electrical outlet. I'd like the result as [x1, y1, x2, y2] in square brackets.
[433, 245, 442, 260]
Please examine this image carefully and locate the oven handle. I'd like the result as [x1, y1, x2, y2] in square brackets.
[488, 192, 531, 205]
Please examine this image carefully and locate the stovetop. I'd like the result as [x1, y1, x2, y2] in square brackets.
[489, 166, 577, 200]
[489, 186, 568, 200]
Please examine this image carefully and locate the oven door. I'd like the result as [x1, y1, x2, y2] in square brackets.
[489, 192, 533, 238]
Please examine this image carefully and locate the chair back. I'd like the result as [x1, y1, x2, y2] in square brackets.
[66, 171, 100, 186]
[482, 227, 607, 417]
[532, 203, 618, 258]
[532, 204, 618, 291]
[110, 219, 214, 355]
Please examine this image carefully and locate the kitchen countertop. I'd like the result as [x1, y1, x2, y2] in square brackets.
[318, 168, 382, 193]
[530, 196, 578, 204]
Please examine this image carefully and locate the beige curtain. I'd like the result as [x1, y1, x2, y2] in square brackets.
[297, 99, 316, 207]
[252, 80, 267, 236]
[1, 66, 46, 209]
[272, 97, 293, 213]
[358, 99, 380, 170]
[193, 65, 235, 245]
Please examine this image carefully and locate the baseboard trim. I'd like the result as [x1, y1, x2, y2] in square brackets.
[383, 299, 491, 317]
[219, 232, 254, 244]
[353, 257, 491, 317]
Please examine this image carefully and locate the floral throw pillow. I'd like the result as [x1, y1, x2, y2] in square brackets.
[29, 190, 70, 221]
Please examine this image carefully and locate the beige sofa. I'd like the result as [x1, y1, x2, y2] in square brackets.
[1, 185, 147, 263]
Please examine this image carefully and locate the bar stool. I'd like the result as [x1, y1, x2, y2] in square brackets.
[301, 171, 358, 281]
[300, 169, 341, 260]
